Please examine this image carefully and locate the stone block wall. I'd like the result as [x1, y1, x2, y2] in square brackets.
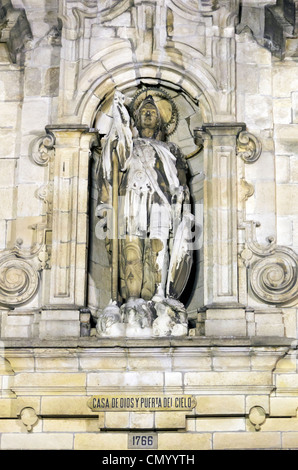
[0, 0, 60, 254]
[0, 338, 297, 450]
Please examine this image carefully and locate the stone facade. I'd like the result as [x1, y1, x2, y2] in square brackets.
[0, 0, 297, 451]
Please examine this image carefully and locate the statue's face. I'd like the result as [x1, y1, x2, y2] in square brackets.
[139, 103, 159, 131]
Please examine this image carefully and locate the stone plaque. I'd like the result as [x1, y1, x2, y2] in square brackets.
[128, 433, 158, 450]
[87, 395, 196, 412]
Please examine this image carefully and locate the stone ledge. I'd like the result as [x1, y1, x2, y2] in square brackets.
[0, 336, 295, 350]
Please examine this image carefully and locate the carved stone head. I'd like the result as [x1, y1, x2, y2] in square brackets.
[130, 88, 179, 139]
[134, 95, 165, 140]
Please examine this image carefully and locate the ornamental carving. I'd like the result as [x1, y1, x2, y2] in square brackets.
[250, 249, 298, 305]
[31, 132, 55, 166]
[170, 0, 218, 17]
[20, 407, 39, 432]
[240, 222, 298, 306]
[239, 177, 254, 202]
[30, 131, 54, 269]
[236, 130, 262, 164]
[0, 257, 39, 307]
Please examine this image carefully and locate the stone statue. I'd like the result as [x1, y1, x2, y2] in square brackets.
[95, 88, 194, 337]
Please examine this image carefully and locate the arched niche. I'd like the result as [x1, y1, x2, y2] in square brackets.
[76, 63, 216, 126]
[40, 63, 252, 338]
[87, 76, 211, 320]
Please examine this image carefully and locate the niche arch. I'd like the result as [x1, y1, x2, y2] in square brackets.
[75, 61, 216, 127]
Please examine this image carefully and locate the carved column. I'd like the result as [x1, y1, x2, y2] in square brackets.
[200, 123, 247, 336]
[40, 125, 98, 338]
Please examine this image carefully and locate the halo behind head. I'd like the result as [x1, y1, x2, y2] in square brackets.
[130, 87, 179, 136]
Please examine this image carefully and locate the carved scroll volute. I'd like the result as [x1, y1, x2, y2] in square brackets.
[0, 130, 53, 306]
[236, 128, 298, 307]
[0, 257, 39, 307]
[240, 227, 298, 307]
[236, 130, 262, 164]
[31, 132, 55, 166]
[236, 129, 261, 209]
[250, 248, 298, 305]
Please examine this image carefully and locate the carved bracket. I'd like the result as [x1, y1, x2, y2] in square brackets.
[31, 132, 55, 167]
[236, 130, 262, 164]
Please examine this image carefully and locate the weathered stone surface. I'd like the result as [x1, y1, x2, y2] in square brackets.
[213, 431, 281, 449]
[105, 411, 130, 429]
[14, 372, 86, 389]
[87, 371, 164, 389]
[24, 68, 42, 97]
[194, 395, 245, 415]
[155, 411, 186, 429]
[282, 432, 298, 449]
[41, 397, 92, 415]
[1, 433, 74, 450]
[42, 68, 60, 97]
[130, 412, 154, 429]
[277, 184, 298, 215]
[158, 432, 212, 450]
[43, 418, 99, 432]
[74, 433, 127, 450]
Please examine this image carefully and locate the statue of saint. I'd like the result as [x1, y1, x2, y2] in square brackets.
[95, 88, 194, 337]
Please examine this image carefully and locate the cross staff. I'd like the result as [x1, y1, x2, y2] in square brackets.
[111, 144, 119, 302]
[101, 91, 133, 304]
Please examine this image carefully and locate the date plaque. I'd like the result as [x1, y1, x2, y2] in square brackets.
[128, 433, 158, 449]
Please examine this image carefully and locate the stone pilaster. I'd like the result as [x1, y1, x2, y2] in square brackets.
[200, 123, 246, 336]
[40, 125, 98, 338]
